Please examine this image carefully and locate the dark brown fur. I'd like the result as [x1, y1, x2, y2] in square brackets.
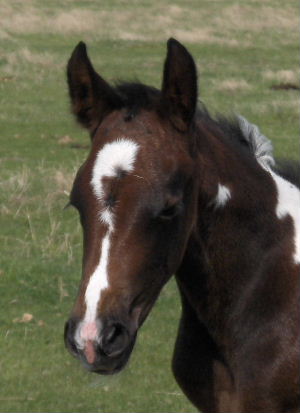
[64, 39, 300, 412]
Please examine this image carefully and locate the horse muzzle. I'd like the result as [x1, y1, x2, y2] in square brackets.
[64, 317, 136, 374]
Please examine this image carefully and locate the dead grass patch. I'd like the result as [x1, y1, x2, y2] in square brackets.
[0, 165, 74, 218]
[0, 163, 80, 261]
[53, 168, 75, 193]
[0, 4, 248, 46]
[0, 2, 296, 47]
[0, 166, 30, 202]
[216, 79, 251, 92]
[5, 48, 56, 67]
[249, 98, 299, 116]
[262, 69, 299, 84]
[215, 4, 298, 33]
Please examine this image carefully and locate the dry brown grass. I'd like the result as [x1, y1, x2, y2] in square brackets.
[4, 2, 294, 46]
[0, 164, 79, 261]
[216, 79, 252, 92]
[0, 166, 30, 216]
[247, 98, 300, 117]
[262, 69, 300, 84]
[215, 4, 298, 33]
[4, 48, 56, 69]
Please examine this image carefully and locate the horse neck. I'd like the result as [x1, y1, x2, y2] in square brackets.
[177, 120, 277, 341]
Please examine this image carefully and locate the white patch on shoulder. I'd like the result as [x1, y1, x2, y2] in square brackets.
[268, 169, 300, 265]
[238, 115, 300, 264]
[76, 138, 140, 348]
[214, 184, 231, 208]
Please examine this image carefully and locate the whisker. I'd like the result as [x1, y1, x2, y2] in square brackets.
[133, 174, 151, 186]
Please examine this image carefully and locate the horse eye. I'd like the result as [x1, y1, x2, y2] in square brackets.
[159, 202, 181, 220]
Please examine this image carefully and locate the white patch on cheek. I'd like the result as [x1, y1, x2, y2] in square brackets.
[76, 138, 140, 347]
[214, 184, 231, 208]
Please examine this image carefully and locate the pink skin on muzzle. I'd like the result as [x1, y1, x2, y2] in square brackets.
[80, 322, 98, 364]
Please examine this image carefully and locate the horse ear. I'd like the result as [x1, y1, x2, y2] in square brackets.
[161, 38, 198, 132]
[67, 42, 121, 135]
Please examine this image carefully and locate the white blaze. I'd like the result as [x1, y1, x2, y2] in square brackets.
[84, 233, 110, 323]
[78, 138, 139, 346]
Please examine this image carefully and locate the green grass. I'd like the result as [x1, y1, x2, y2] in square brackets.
[0, 0, 298, 412]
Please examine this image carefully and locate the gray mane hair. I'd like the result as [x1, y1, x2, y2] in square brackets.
[238, 115, 275, 168]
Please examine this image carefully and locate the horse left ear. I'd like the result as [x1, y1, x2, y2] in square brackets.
[161, 38, 198, 132]
[67, 42, 122, 137]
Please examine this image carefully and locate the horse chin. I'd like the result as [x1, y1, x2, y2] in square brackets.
[132, 290, 163, 330]
[90, 302, 156, 376]
[83, 334, 136, 376]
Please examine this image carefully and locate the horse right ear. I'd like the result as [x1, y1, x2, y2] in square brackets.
[161, 38, 198, 132]
[67, 42, 121, 136]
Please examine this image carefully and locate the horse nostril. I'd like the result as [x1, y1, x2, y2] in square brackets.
[101, 323, 129, 358]
[106, 324, 118, 343]
[64, 318, 79, 354]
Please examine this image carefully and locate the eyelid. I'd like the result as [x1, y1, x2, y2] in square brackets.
[158, 197, 183, 220]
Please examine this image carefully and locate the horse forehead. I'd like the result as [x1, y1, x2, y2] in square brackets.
[86, 110, 193, 197]
[96, 109, 186, 154]
[90, 138, 140, 198]
[98, 109, 162, 140]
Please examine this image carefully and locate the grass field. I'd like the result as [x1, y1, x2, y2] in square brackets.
[0, 1, 298, 412]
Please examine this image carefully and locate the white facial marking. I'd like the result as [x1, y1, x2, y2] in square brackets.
[84, 233, 110, 323]
[214, 184, 231, 208]
[77, 138, 140, 349]
[91, 138, 139, 229]
[91, 139, 139, 201]
[100, 208, 114, 229]
[80, 321, 99, 342]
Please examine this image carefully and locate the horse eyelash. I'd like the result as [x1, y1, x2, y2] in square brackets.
[159, 202, 182, 220]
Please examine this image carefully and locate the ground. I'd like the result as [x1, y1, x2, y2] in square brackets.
[0, 1, 298, 412]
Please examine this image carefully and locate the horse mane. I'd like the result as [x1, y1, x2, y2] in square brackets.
[236, 115, 275, 167]
[237, 116, 300, 188]
[207, 113, 300, 188]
